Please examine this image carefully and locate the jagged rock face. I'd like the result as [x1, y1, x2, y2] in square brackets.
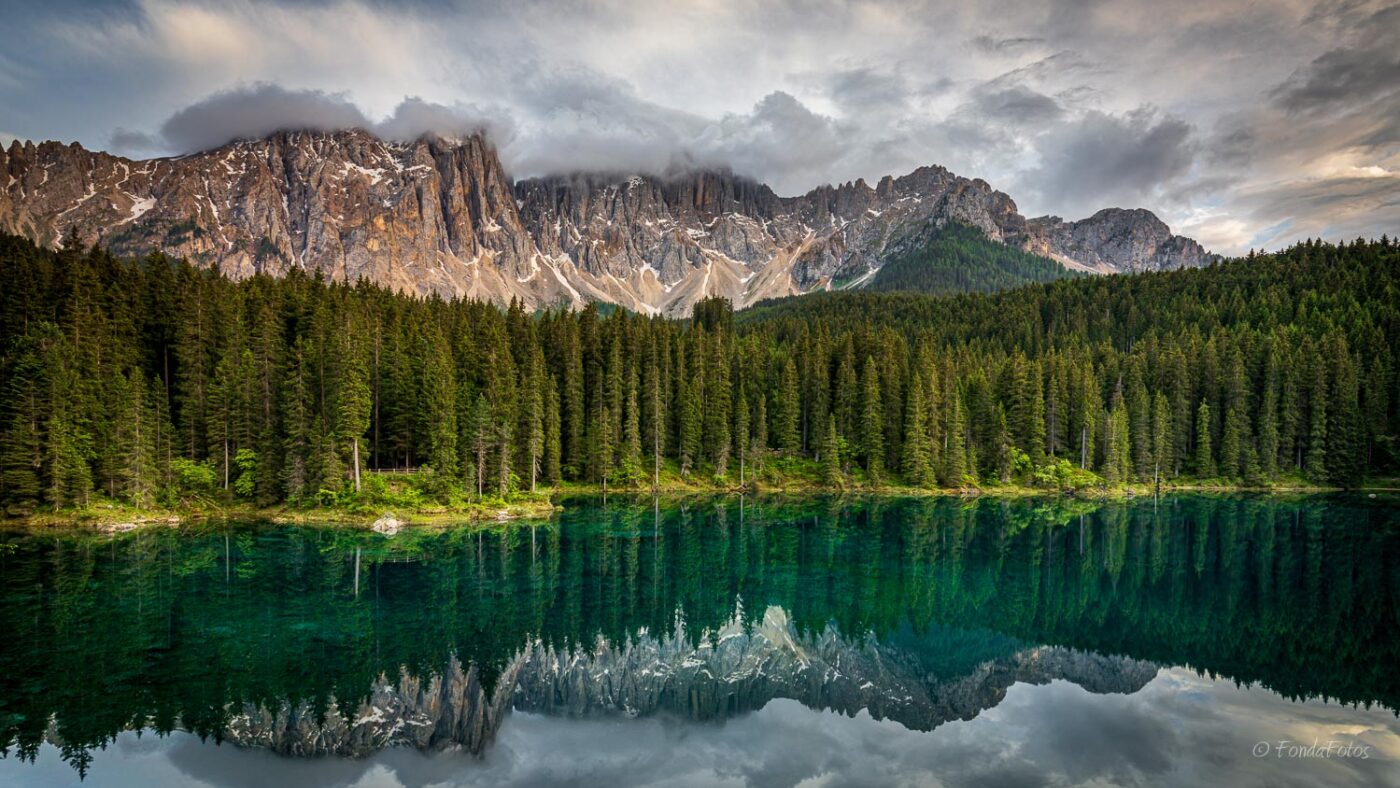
[222, 655, 523, 757]
[513, 164, 1030, 313]
[216, 608, 1158, 758]
[0, 131, 578, 307]
[511, 606, 1158, 733]
[1024, 208, 1213, 273]
[1, 130, 1209, 316]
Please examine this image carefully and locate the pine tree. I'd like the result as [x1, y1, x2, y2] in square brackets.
[751, 393, 768, 470]
[678, 375, 700, 477]
[469, 394, 491, 498]
[1195, 402, 1215, 477]
[1104, 401, 1131, 487]
[860, 357, 884, 482]
[821, 415, 843, 488]
[544, 375, 562, 486]
[620, 367, 643, 486]
[591, 376, 616, 488]
[521, 347, 547, 492]
[1305, 364, 1328, 482]
[834, 349, 859, 442]
[734, 381, 750, 486]
[940, 387, 968, 487]
[993, 407, 1015, 483]
[1151, 391, 1172, 487]
[335, 330, 372, 493]
[1258, 342, 1281, 480]
[1326, 341, 1363, 486]
[422, 327, 458, 495]
[1221, 407, 1245, 479]
[1128, 367, 1151, 480]
[0, 332, 48, 511]
[901, 372, 933, 487]
[774, 357, 801, 453]
[705, 334, 731, 476]
[281, 336, 314, 500]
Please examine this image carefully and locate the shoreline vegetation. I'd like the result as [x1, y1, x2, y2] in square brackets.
[6, 459, 1394, 532]
[2, 235, 1398, 531]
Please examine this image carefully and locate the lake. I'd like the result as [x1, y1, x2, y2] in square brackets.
[1, 494, 1397, 787]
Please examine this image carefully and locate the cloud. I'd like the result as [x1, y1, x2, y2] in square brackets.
[376, 96, 511, 146]
[2, 0, 1396, 252]
[1236, 173, 1400, 248]
[972, 86, 1064, 127]
[1269, 5, 1400, 115]
[1195, 3, 1400, 250]
[821, 67, 916, 117]
[159, 83, 371, 152]
[109, 127, 163, 156]
[19, 668, 1400, 788]
[970, 34, 1047, 55]
[1023, 108, 1197, 220]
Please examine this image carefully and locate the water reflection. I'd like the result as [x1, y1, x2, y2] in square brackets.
[0, 494, 1396, 779]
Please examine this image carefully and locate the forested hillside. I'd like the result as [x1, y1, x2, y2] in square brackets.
[0, 231, 1396, 515]
[863, 223, 1080, 295]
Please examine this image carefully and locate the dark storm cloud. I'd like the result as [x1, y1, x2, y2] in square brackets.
[972, 86, 1064, 126]
[109, 127, 163, 156]
[1025, 108, 1196, 219]
[1270, 5, 1400, 115]
[823, 67, 914, 116]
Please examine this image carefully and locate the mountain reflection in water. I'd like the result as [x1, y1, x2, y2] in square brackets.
[0, 494, 1396, 781]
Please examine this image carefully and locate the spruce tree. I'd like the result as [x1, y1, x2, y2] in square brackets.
[335, 331, 372, 493]
[544, 375, 562, 486]
[860, 357, 884, 482]
[1151, 391, 1172, 486]
[821, 415, 843, 488]
[901, 372, 933, 487]
[775, 357, 801, 453]
[941, 390, 968, 487]
[734, 381, 750, 486]
[422, 327, 459, 495]
[1195, 402, 1215, 478]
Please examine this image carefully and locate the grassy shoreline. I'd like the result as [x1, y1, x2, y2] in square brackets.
[4, 473, 1394, 533]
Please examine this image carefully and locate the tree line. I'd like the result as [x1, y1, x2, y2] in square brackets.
[0, 231, 1396, 513]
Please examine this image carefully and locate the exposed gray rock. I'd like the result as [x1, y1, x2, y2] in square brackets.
[1, 131, 1212, 316]
[222, 655, 523, 757]
[214, 607, 1158, 758]
[371, 513, 401, 535]
[1024, 208, 1215, 273]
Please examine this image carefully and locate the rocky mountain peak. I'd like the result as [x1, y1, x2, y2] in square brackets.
[0, 128, 1212, 314]
[1025, 207, 1212, 273]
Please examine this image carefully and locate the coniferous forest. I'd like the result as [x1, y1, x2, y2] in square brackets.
[0, 230, 1397, 515]
[864, 222, 1082, 295]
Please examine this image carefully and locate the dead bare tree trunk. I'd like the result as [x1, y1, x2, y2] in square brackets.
[353, 437, 362, 493]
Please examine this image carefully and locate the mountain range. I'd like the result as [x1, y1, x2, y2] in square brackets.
[219, 608, 1159, 757]
[0, 129, 1211, 315]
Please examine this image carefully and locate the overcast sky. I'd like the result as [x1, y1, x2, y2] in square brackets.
[2, 0, 1397, 254]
